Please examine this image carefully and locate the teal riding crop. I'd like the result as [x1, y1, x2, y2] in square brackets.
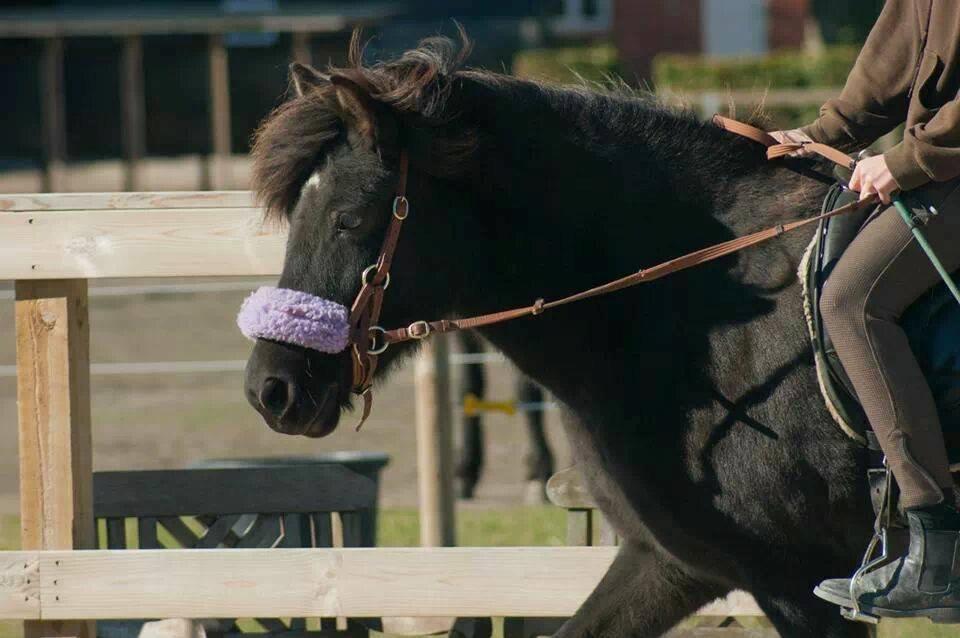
[892, 194, 960, 308]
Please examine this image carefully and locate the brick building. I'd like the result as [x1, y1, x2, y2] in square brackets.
[614, 0, 810, 81]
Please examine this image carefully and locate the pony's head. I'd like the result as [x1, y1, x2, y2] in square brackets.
[243, 32, 484, 437]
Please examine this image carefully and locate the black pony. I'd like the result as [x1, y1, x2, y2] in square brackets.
[243, 34, 874, 637]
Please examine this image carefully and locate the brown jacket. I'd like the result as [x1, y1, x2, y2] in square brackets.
[801, 0, 960, 190]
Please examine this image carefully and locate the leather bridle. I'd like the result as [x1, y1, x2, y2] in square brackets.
[346, 117, 878, 428]
[347, 151, 410, 427]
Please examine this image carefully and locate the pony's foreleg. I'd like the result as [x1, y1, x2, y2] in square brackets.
[554, 543, 726, 638]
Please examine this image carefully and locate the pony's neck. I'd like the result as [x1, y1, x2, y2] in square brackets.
[447, 78, 825, 413]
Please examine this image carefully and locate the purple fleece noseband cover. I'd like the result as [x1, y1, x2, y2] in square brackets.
[237, 286, 351, 353]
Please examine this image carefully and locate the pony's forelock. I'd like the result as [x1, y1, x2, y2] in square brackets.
[250, 28, 476, 223]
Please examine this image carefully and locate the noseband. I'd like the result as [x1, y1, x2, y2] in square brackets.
[241, 118, 879, 430]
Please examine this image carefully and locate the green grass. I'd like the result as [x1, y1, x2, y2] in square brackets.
[378, 506, 566, 547]
[1, 511, 957, 636]
[0, 516, 16, 551]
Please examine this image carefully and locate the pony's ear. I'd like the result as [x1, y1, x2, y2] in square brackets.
[289, 62, 329, 97]
[329, 74, 378, 145]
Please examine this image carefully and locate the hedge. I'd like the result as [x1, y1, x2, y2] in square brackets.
[652, 46, 858, 91]
[513, 44, 622, 84]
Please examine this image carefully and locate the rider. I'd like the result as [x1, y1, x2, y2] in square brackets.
[773, 0, 960, 620]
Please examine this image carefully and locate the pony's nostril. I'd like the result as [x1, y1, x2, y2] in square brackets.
[260, 377, 294, 418]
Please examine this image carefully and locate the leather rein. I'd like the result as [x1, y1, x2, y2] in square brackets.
[347, 116, 878, 427]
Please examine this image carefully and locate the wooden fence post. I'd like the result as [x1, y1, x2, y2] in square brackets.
[121, 35, 146, 192]
[207, 33, 232, 190]
[16, 279, 94, 638]
[291, 31, 312, 66]
[414, 336, 455, 547]
[40, 37, 67, 192]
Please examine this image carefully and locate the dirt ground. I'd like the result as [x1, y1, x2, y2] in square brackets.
[0, 280, 571, 516]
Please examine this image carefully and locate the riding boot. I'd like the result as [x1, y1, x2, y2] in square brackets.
[814, 504, 960, 623]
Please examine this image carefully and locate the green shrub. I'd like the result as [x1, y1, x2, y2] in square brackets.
[653, 46, 859, 91]
[513, 44, 622, 85]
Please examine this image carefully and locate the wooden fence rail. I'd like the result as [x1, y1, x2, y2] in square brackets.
[0, 547, 762, 621]
[0, 191, 282, 279]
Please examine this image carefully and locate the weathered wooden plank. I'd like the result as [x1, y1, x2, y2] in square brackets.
[0, 553, 40, 619]
[30, 548, 616, 619]
[0, 548, 768, 620]
[16, 280, 95, 638]
[330, 513, 347, 630]
[0, 191, 255, 211]
[93, 467, 376, 518]
[16, 280, 94, 552]
[0, 207, 283, 279]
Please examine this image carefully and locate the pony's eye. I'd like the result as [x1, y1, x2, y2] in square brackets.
[337, 212, 362, 231]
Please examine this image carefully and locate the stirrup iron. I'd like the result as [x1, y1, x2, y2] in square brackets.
[841, 459, 895, 625]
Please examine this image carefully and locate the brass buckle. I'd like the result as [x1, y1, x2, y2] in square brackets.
[407, 320, 431, 339]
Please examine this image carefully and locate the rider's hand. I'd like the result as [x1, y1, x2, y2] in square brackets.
[770, 129, 815, 157]
[850, 154, 899, 205]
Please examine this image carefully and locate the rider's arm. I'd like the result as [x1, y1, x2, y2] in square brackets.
[800, 0, 918, 154]
[883, 95, 960, 191]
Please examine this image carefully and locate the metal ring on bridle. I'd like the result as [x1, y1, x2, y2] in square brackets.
[393, 195, 409, 220]
[361, 265, 390, 289]
[368, 326, 389, 355]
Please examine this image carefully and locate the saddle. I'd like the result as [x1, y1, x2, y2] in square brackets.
[801, 173, 960, 469]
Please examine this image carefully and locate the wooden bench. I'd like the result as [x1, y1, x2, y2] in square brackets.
[94, 464, 376, 638]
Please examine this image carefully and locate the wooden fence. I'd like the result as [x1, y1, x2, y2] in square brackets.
[0, 191, 762, 635]
[0, 8, 395, 193]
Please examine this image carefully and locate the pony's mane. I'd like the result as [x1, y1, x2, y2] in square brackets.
[251, 30, 476, 222]
[251, 30, 773, 223]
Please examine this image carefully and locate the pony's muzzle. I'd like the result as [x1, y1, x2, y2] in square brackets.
[244, 339, 344, 437]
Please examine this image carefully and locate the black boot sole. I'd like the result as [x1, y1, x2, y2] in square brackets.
[815, 585, 960, 624]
